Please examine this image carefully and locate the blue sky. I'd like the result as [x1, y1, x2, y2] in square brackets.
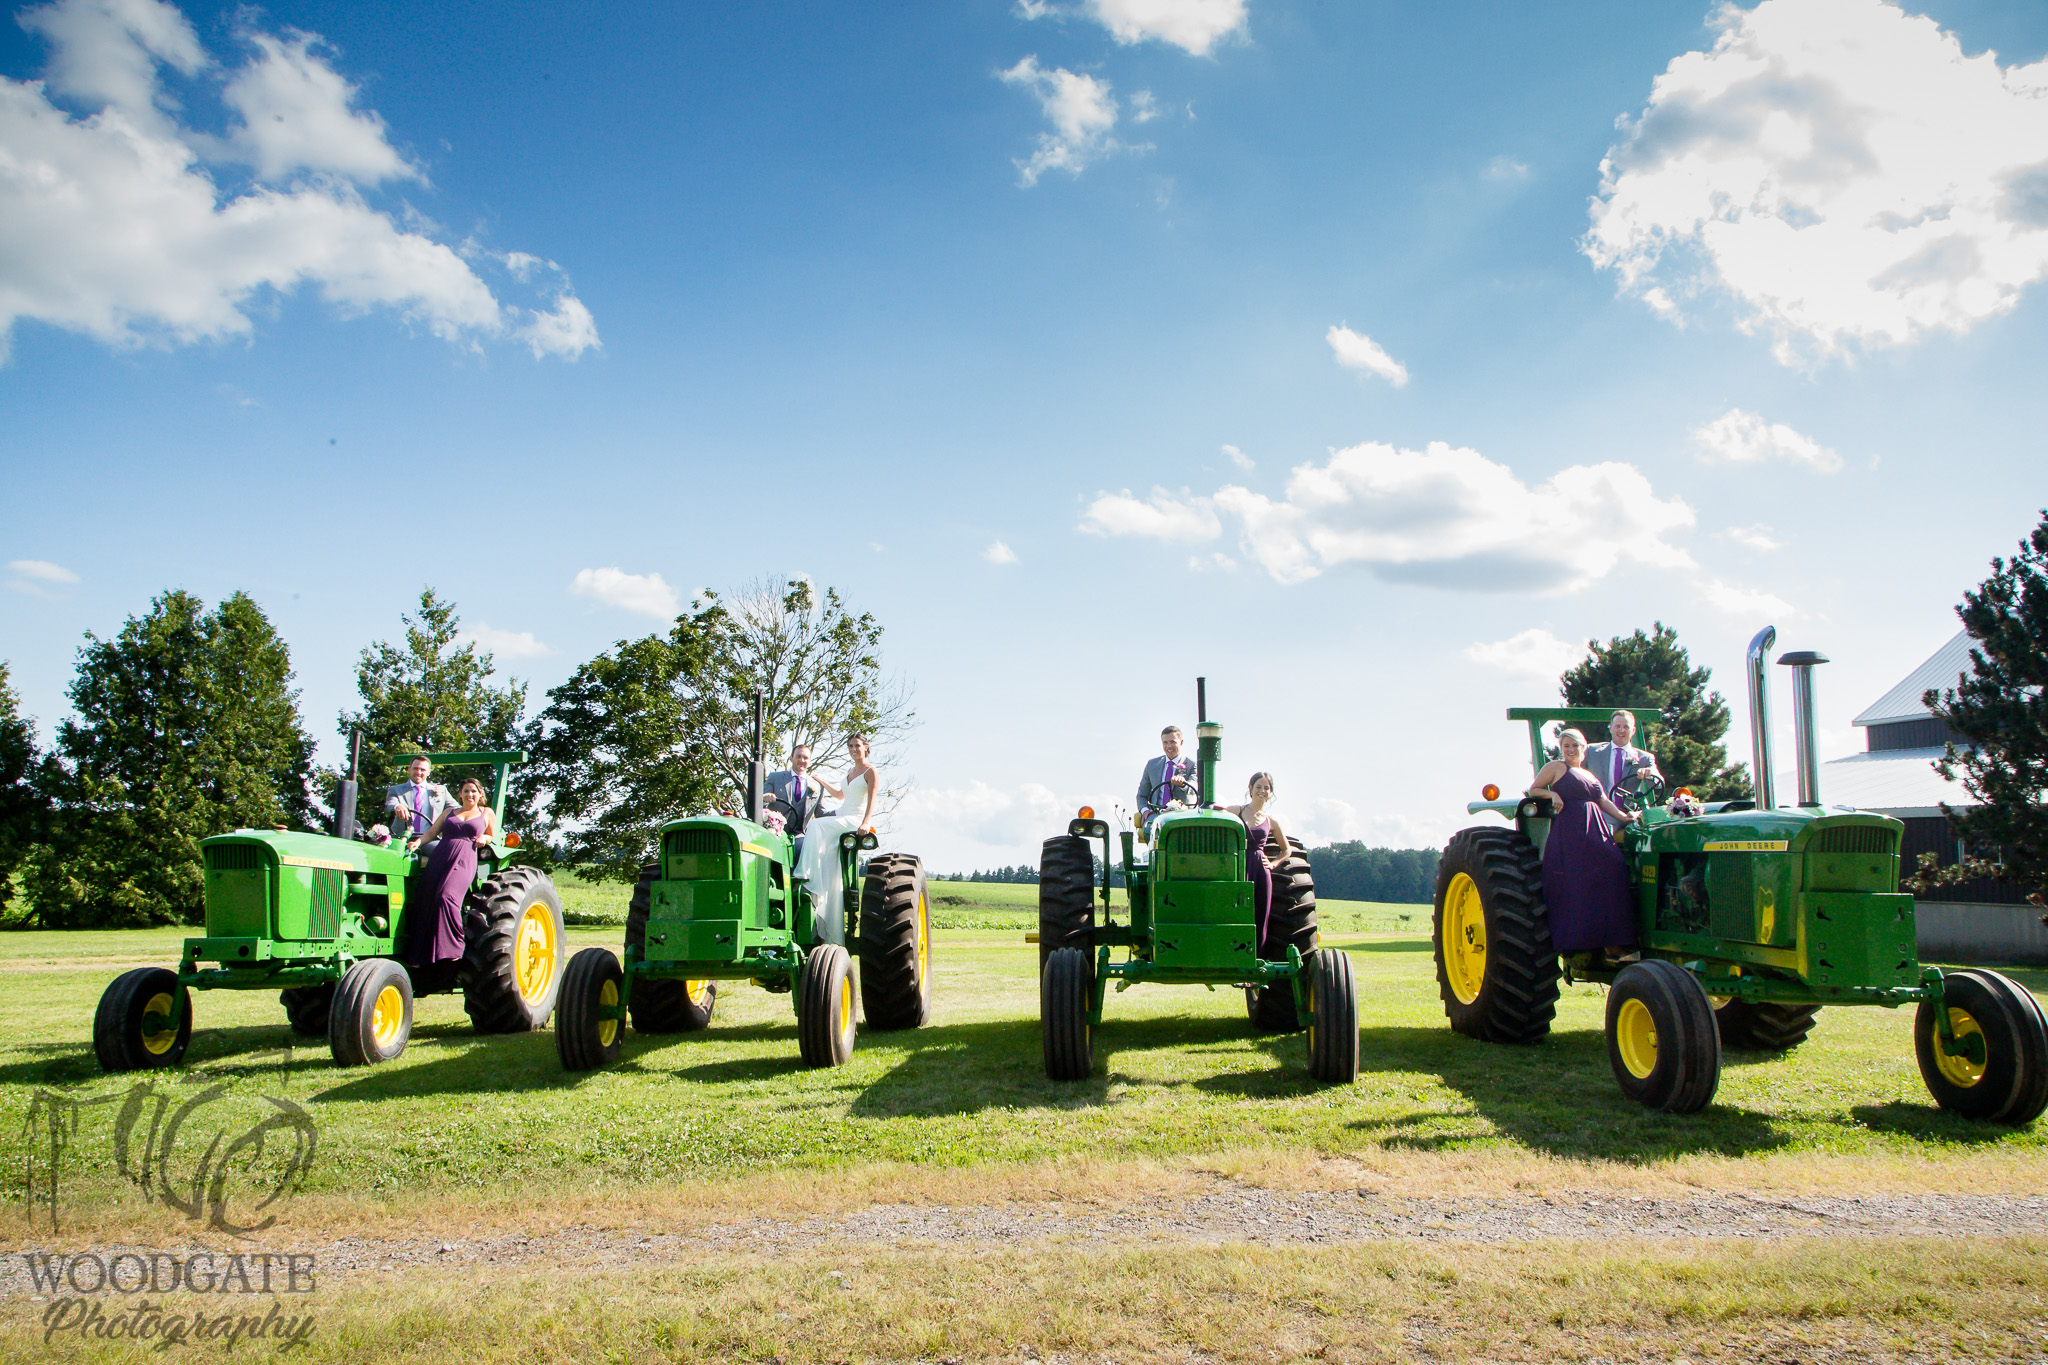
[4, 0, 2046, 871]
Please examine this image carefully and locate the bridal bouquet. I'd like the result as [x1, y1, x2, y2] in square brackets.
[1667, 790, 1704, 819]
[761, 810, 788, 834]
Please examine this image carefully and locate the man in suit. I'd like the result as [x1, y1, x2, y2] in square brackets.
[764, 743, 825, 844]
[1136, 726, 1197, 834]
[1586, 711, 1662, 801]
[385, 756, 454, 845]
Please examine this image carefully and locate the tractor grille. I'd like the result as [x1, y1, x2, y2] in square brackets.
[665, 829, 731, 857]
[308, 868, 345, 939]
[1811, 826, 1897, 857]
[665, 826, 736, 881]
[1167, 825, 1242, 857]
[207, 845, 268, 872]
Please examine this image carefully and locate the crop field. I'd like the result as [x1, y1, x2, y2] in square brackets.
[3, 886, 2045, 1362]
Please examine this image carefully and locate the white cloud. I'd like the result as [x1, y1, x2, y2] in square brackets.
[1129, 90, 1159, 123]
[1463, 628, 1590, 682]
[1584, 0, 2048, 365]
[1484, 155, 1530, 181]
[894, 779, 1074, 854]
[1222, 443, 1254, 470]
[1289, 797, 1451, 853]
[1085, 441, 1696, 592]
[1690, 408, 1842, 471]
[1722, 523, 1783, 551]
[1699, 576, 1796, 619]
[983, 540, 1019, 564]
[569, 567, 681, 619]
[999, 55, 1121, 186]
[456, 623, 552, 660]
[0, 0, 597, 364]
[1326, 324, 1409, 387]
[5, 558, 81, 597]
[1082, 0, 1247, 56]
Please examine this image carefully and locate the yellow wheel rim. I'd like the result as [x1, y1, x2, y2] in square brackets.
[915, 889, 930, 988]
[597, 979, 620, 1048]
[1937, 1008, 1988, 1088]
[1616, 997, 1658, 1079]
[371, 984, 404, 1048]
[140, 991, 179, 1055]
[1443, 873, 1487, 1005]
[686, 979, 713, 1009]
[839, 976, 854, 1038]
[515, 903, 558, 1003]
[1306, 974, 1317, 1052]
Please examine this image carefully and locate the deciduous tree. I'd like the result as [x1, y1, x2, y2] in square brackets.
[1560, 622, 1751, 800]
[0, 664, 49, 918]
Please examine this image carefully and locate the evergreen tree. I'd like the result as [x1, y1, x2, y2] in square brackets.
[338, 589, 530, 828]
[26, 592, 316, 927]
[0, 663, 50, 918]
[1922, 511, 2048, 903]
[1560, 622, 1751, 800]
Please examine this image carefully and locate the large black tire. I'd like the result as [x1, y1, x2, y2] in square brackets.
[94, 967, 192, 1072]
[1248, 844, 1320, 1031]
[1038, 834, 1096, 969]
[1433, 826, 1559, 1043]
[797, 943, 857, 1068]
[1305, 946, 1359, 1084]
[1605, 959, 1720, 1113]
[858, 852, 932, 1031]
[461, 865, 567, 1034]
[329, 958, 413, 1067]
[279, 985, 334, 1039]
[625, 863, 718, 1033]
[1714, 998, 1821, 1051]
[1042, 946, 1094, 1081]
[1916, 969, 2048, 1123]
[556, 947, 625, 1072]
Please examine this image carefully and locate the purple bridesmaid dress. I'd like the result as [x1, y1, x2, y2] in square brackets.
[411, 813, 483, 968]
[1540, 767, 1636, 953]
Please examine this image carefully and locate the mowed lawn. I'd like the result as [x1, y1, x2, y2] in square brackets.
[2, 877, 2043, 1215]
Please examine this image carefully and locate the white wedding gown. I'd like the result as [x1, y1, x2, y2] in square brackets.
[795, 773, 869, 947]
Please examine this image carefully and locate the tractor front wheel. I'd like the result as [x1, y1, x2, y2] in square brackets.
[797, 944, 857, 1068]
[1916, 969, 2048, 1123]
[1038, 835, 1096, 969]
[1605, 960, 1720, 1113]
[1433, 826, 1559, 1043]
[1714, 998, 1821, 1051]
[1305, 947, 1359, 1084]
[279, 985, 334, 1039]
[625, 863, 718, 1033]
[1041, 946, 1094, 1081]
[329, 958, 413, 1067]
[1249, 846, 1321, 1031]
[858, 852, 932, 1030]
[556, 947, 625, 1072]
[462, 866, 567, 1033]
[94, 968, 192, 1072]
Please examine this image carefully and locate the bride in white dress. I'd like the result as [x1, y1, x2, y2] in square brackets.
[793, 735, 879, 946]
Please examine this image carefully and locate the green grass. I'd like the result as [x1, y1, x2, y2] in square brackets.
[2, 922, 2043, 1219]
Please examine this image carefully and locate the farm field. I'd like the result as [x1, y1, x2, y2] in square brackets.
[3, 902, 2045, 1362]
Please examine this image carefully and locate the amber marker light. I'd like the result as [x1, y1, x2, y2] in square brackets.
[1482, 784, 1500, 801]
[1078, 806, 1095, 820]
[505, 831, 523, 848]
[1674, 787, 1694, 798]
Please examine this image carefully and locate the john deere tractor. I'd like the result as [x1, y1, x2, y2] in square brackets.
[1036, 679, 1358, 1085]
[554, 696, 932, 1071]
[93, 744, 566, 1071]
[1436, 628, 2048, 1121]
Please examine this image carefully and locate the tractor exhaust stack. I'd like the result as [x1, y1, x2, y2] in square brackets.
[1745, 626, 1777, 810]
[334, 730, 361, 839]
[1777, 650, 1830, 807]
[746, 691, 765, 824]
[1195, 676, 1221, 808]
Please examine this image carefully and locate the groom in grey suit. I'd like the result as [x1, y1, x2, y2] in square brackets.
[764, 743, 825, 840]
[1585, 711, 1662, 799]
[1136, 726, 1197, 832]
[384, 755, 454, 844]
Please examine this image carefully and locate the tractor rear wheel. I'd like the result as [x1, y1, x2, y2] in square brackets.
[556, 947, 625, 1072]
[1916, 969, 2048, 1123]
[279, 985, 333, 1039]
[1249, 845, 1321, 1032]
[1714, 998, 1821, 1051]
[1305, 947, 1359, 1084]
[329, 958, 412, 1067]
[625, 863, 718, 1033]
[461, 865, 567, 1033]
[1605, 960, 1720, 1113]
[797, 943, 857, 1068]
[1038, 835, 1096, 969]
[1433, 826, 1559, 1042]
[858, 852, 932, 1030]
[94, 968, 192, 1072]
[1042, 946, 1094, 1081]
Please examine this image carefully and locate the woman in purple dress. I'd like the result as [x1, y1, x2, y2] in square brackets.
[407, 777, 496, 972]
[1527, 729, 1638, 954]
[1230, 772, 1293, 950]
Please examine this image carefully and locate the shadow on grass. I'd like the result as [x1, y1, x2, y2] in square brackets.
[1846, 1101, 2025, 1143]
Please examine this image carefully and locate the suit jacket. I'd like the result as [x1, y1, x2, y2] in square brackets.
[1137, 754, 1196, 813]
[1584, 742, 1658, 797]
[384, 780, 454, 837]
[764, 769, 824, 835]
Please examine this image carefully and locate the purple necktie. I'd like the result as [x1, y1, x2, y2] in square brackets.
[1613, 748, 1625, 788]
[412, 784, 426, 834]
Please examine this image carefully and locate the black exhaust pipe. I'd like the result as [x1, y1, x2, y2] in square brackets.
[746, 691, 765, 824]
[334, 730, 361, 839]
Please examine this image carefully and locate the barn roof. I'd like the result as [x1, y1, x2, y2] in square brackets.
[1851, 630, 1976, 727]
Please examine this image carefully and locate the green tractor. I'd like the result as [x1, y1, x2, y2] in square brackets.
[94, 743, 566, 1071]
[1436, 628, 2048, 1120]
[1037, 679, 1358, 1085]
[554, 696, 932, 1072]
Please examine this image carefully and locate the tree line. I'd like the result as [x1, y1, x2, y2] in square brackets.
[0, 580, 910, 928]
